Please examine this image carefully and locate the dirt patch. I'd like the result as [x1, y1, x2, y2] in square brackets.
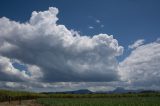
[0, 100, 42, 106]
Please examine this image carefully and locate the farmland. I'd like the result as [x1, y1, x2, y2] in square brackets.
[36, 97, 160, 106]
[1, 90, 160, 106]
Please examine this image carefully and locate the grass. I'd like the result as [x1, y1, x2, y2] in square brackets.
[37, 97, 160, 106]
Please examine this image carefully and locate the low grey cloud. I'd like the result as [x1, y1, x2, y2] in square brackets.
[0, 81, 127, 92]
[0, 55, 43, 82]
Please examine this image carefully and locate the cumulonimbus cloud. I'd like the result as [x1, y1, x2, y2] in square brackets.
[0, 7, 123, 82]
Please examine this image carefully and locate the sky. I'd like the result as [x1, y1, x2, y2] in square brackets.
[0, 0, 160, 92]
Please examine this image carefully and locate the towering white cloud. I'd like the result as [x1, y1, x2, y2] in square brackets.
[119, 41, 160, 88]
[0, 7, 123, 82]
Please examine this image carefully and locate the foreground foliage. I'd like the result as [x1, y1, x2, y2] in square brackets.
[0, 90, 46, 102]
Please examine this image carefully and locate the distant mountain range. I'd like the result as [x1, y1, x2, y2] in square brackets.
[42, 87, 158, 94]
[96, 87, 144, 94]
[43, 89, 92, 94]
[63, 89, 92, 94]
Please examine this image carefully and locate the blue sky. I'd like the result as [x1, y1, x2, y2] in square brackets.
[0, 0, 160, 91]
[1, 0, 160, 47]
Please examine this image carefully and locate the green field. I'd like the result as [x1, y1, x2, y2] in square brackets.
[37, 97, 160, 106]
[1, 90, 160, 106]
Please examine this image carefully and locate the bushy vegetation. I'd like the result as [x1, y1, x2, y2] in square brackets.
[37, 97, 160, 106]
[0, 89, 46, 102]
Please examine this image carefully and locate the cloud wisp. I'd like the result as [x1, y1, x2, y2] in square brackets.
[88, 26, 94, 29]
[128, 39, 145, 49]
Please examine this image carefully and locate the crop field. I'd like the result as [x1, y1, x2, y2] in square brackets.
[37, 97, 160, 106]
[1, 90, 160, 106]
